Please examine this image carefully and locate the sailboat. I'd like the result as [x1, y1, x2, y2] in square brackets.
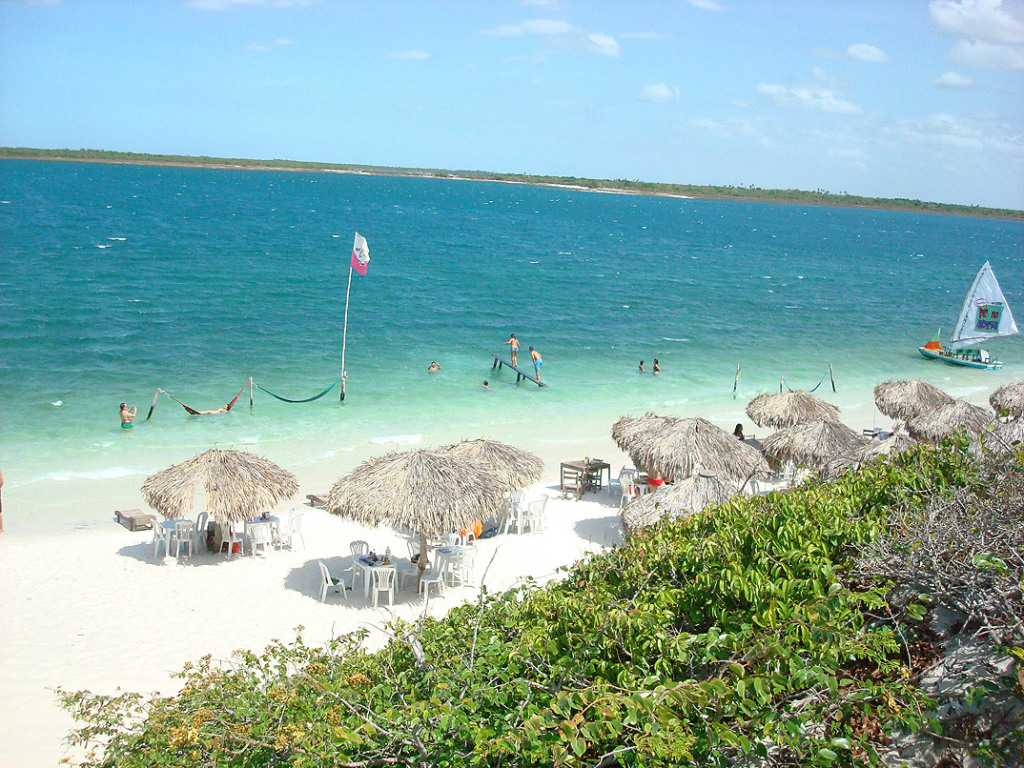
[919, 261, 1018, 370]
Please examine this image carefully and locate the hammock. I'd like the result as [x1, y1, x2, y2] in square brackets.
[254, 379, 340, 403]
[147, 380, 251, 420]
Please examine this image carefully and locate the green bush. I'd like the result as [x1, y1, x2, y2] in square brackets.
[61, 442, 1010, 767]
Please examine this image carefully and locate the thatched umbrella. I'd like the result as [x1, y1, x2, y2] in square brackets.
[611, 413, 679, 451]
[905, 399, 994, 443]
[761, 420, 866, 469]
[437, 438, 543, 490]
[620, 471, 738, 536]
[622, 416, 769, 484]
[746, 391, 841, 429]
[989, 381, 1024, 419]
[327, 448, 505, 579]
[973, 418, 1024, 456]
[873, 380, 953, 422]
[141, 447, 298, 523]
[860, 429, 916, 462]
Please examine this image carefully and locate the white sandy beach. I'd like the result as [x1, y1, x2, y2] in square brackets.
[0, 474, 627, 768]
[0, 381, 1004, 768]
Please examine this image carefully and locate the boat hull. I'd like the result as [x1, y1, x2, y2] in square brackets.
[918, 346, 1002, 370]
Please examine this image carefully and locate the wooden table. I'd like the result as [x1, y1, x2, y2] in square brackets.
[560, 460, 612, 496]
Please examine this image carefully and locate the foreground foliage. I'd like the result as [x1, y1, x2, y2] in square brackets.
[60, 442, 1022, 767]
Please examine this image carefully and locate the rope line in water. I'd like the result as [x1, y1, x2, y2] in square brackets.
[254, 379, 340, 403]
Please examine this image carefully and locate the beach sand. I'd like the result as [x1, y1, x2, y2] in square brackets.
[0, 382, 1003, 767]
[0, 477, 625, 768]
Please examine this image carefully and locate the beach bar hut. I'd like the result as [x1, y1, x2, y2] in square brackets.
[989, 381, 1024, 420]
[761, 420, 866, 470]
[612, 415, 768, 484]
[142, 447, 298, 523]
[327, 448, 505, 581]
[905, 399, 994, 443]
[746, 391, 841, 430]
[873, 380, 953, 422]
[620, 470, 737, 536]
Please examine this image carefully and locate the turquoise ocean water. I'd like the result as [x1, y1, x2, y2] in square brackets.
[2, 159, 1023, 531]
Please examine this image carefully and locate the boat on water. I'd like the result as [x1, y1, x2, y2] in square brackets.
[919, 261, 1018, 370]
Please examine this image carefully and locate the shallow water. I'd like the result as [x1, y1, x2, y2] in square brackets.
[2, 160, 1022, 531]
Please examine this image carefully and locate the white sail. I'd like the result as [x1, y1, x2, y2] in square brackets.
[950, 261, 1018, 350]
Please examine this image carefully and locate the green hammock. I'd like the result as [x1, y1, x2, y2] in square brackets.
[254, 380, 340, 403]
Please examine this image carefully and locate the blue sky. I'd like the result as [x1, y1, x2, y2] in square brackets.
[1, 0, 1022, 209]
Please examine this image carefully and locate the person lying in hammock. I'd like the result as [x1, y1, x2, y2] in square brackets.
[192, 405, 230, 415]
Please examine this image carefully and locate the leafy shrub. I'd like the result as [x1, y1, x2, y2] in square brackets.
[60, 442, 1018, 767]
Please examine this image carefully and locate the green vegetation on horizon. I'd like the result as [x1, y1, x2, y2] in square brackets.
[59, 441, 1023, 767]
[4, 146, 1021, 220]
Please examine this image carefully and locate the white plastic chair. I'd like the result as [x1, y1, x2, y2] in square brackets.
[418, 567, 445, 600]
[350, 540, 370, 556]
[194, 511, 209, 552]
[524, 496, 548, 534]
[371, 567, 396, 608]
[439, 532, 460, 547]
[169, 520, 195, 558]
[448, 547, 476, 587]
[318, 561, 346, 602]
[219, 522, 245, 559]
[501, 490, 526, 534]
[283, 511, 305, 550]
[248, 521, 273, 557]
[152, 522, 171, 558]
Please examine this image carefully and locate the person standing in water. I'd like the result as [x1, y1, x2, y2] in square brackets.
[638, 360, 645, 373]
[529, 346, 543, 381]
[503, 334, 520, 368]
[120, 402, 137, 429]
[653, 359, 661, 375]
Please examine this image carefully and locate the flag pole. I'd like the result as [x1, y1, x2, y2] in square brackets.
[340, 263, 354, 401]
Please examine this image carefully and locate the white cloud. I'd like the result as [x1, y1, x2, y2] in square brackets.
[894, 112, 988, 150]
[639, 83, 679, 103]
[847, 43, 890, 62]
[685, 0, 724, 10]
[189, 0, 312, 9]
[757, 82, 862, 114]
[935, 70, 976, 86]
[621, 31, 668, 40]
[485, 18, 620, 56]
[929, 0, 1024, 69]
[486, 19, 575, 37]
[949, 37, 1024, 66]
[388, 49, 430, 60]
[246, 37, 294, 52]
[586, 32, 620, 56]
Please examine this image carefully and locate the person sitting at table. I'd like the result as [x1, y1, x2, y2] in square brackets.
[647, 469, 666, 491]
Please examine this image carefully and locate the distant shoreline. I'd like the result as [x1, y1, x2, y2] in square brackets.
[2, 148, 1021, 220]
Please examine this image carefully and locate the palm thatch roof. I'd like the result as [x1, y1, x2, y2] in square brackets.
[620, 471, 738, 536]
[989, 381, 1024, 419]
[618, 416, 769, 483]
[973, 418, 1024, 456]
[611, 413, 679, 451]
[905, 399, 994, 443]
[141, 448, 298, 523]
[761, 420, 866, 469]
[873, 379, 953, 422]
[745, 390, 841, 429]
[860, 429, 917, 462]
[327, 448, 505, 537]
[437, 438, 543, 491]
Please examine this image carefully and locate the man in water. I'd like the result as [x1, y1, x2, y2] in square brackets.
[530, 346, 542, 381]
[503, 334, 519, 367]
[120, 402, 137, 429]
[639, 360, 645, 373]
[428, 361, 441, 372]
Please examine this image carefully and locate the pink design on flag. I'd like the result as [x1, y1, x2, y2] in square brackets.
[351, 232, 370, 275]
